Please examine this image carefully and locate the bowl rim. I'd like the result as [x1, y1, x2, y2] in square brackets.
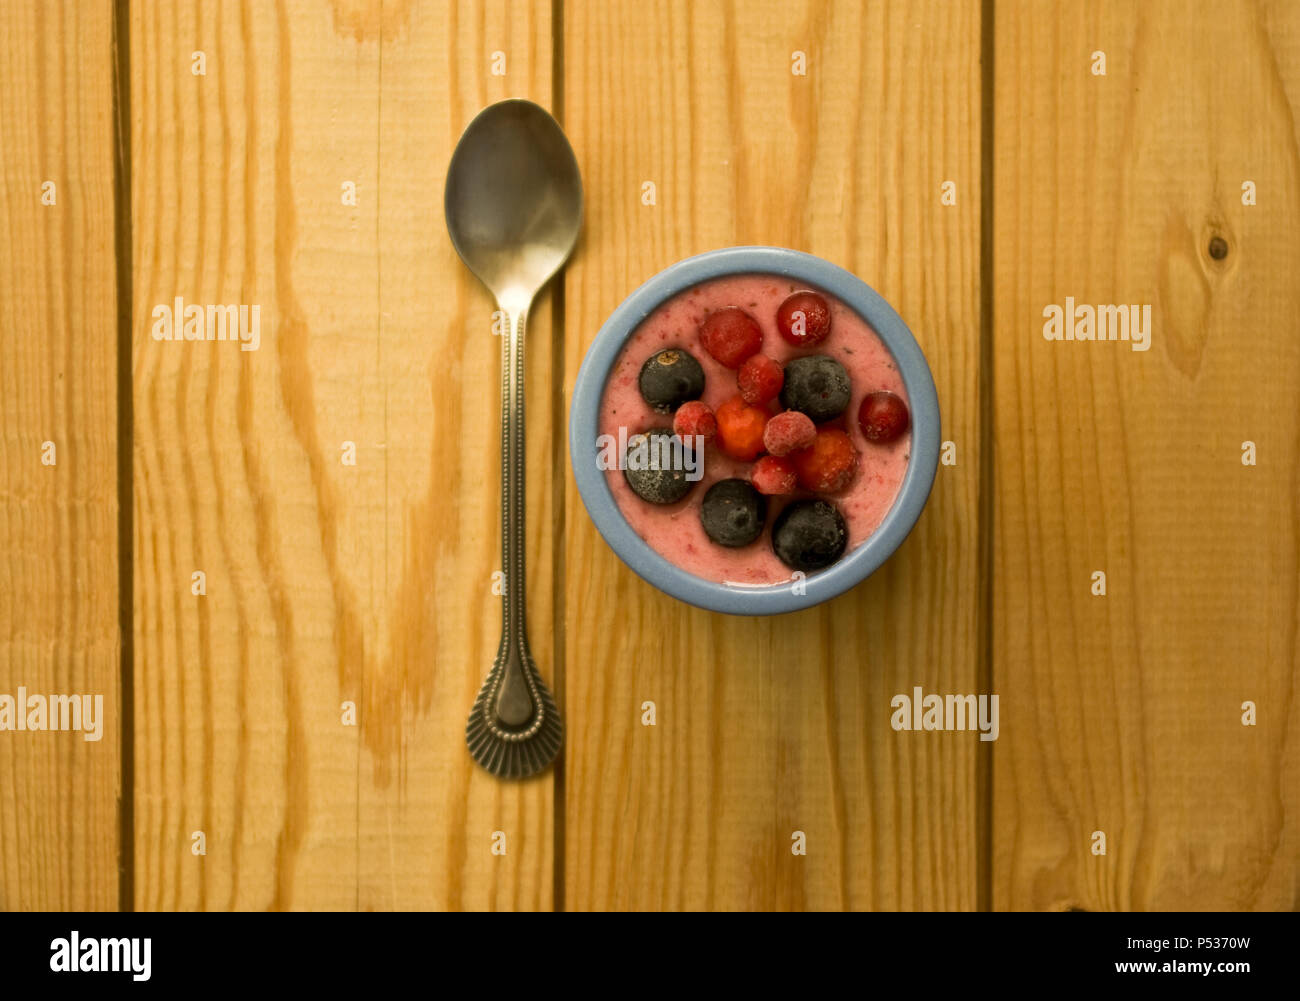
[568, 245, 940, 616]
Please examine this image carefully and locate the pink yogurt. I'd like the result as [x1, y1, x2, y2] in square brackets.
[598, 274, 911, 586]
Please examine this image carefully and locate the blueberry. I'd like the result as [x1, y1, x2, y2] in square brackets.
[700, 478, 767, 547]
[779, 354, 850, 423]
[771, 499, 847, 571]
[623, 428, 696, 504]
[638, 349, 706, 412]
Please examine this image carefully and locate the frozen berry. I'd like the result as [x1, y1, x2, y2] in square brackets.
[762, 410, 817, 456]
[780, 354, 851, 422]
[638, 349, 705, 412]
[776, 291, 832, 348]
[737, 354, 784, 405]
[699, 307, 763, 369]
[701, 478, 767, 547]
[791, 428, 858, 493]
[714, 395, 769, 461]
[772, 499, 847, 571]
[622, 428, 696, 504]
[858, 391, 910, 443]
[673, 400, 716, 443]
[750, 455, 797, 495]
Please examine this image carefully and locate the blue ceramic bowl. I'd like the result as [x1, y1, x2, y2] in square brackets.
[569, 246, 940, 615]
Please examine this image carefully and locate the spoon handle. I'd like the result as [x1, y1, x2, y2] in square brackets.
[465, 307, 563, 779]
[500, 307, 531, 681]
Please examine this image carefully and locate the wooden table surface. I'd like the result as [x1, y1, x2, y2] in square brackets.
[1, 0, 1297, 911]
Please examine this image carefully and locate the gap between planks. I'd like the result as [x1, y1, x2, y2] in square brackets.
[112, 0, 134, 915]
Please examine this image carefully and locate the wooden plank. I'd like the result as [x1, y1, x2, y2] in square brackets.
[358, 0, 555, 911]
[562, 0, 983, 909]
[132, 0, 554, 910]
[131, 0, 372, 909]
[992, 0, 1300, 910]
[0, 0, 120, 910]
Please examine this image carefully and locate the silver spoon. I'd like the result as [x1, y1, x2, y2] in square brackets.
[445, 99, 581, 779]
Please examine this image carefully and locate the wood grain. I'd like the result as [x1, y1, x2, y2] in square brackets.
[8, 0, 1298, 915]
[561, 0, 984, 909]
[0, 0, 120, 910]
[991, 0, 1300, 910]
[358, 0, 555, 912]
[131, 0, 554, 910]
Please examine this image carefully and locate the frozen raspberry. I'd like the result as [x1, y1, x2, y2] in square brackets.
[750, 455, 797, 495]
[791, 428, 859, 493]
[714, 395, 769, 462]
[858, 391, 910, 443]
[737, 354, 784, 405]
[776, 291, 832, 348]
[762, 410, 817, 457]
[673, 400, 717, 443]
[699, 307, 763, 369]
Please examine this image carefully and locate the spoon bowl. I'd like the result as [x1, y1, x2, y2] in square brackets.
[445, 99, 583, 311]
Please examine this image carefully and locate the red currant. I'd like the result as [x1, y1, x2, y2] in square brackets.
[751, 456, 797, 495]
[737, 354, 784, 406]
[776, 291, 832, 348]
[700, 307, 763, 369]
[857, 391, 910, 443]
